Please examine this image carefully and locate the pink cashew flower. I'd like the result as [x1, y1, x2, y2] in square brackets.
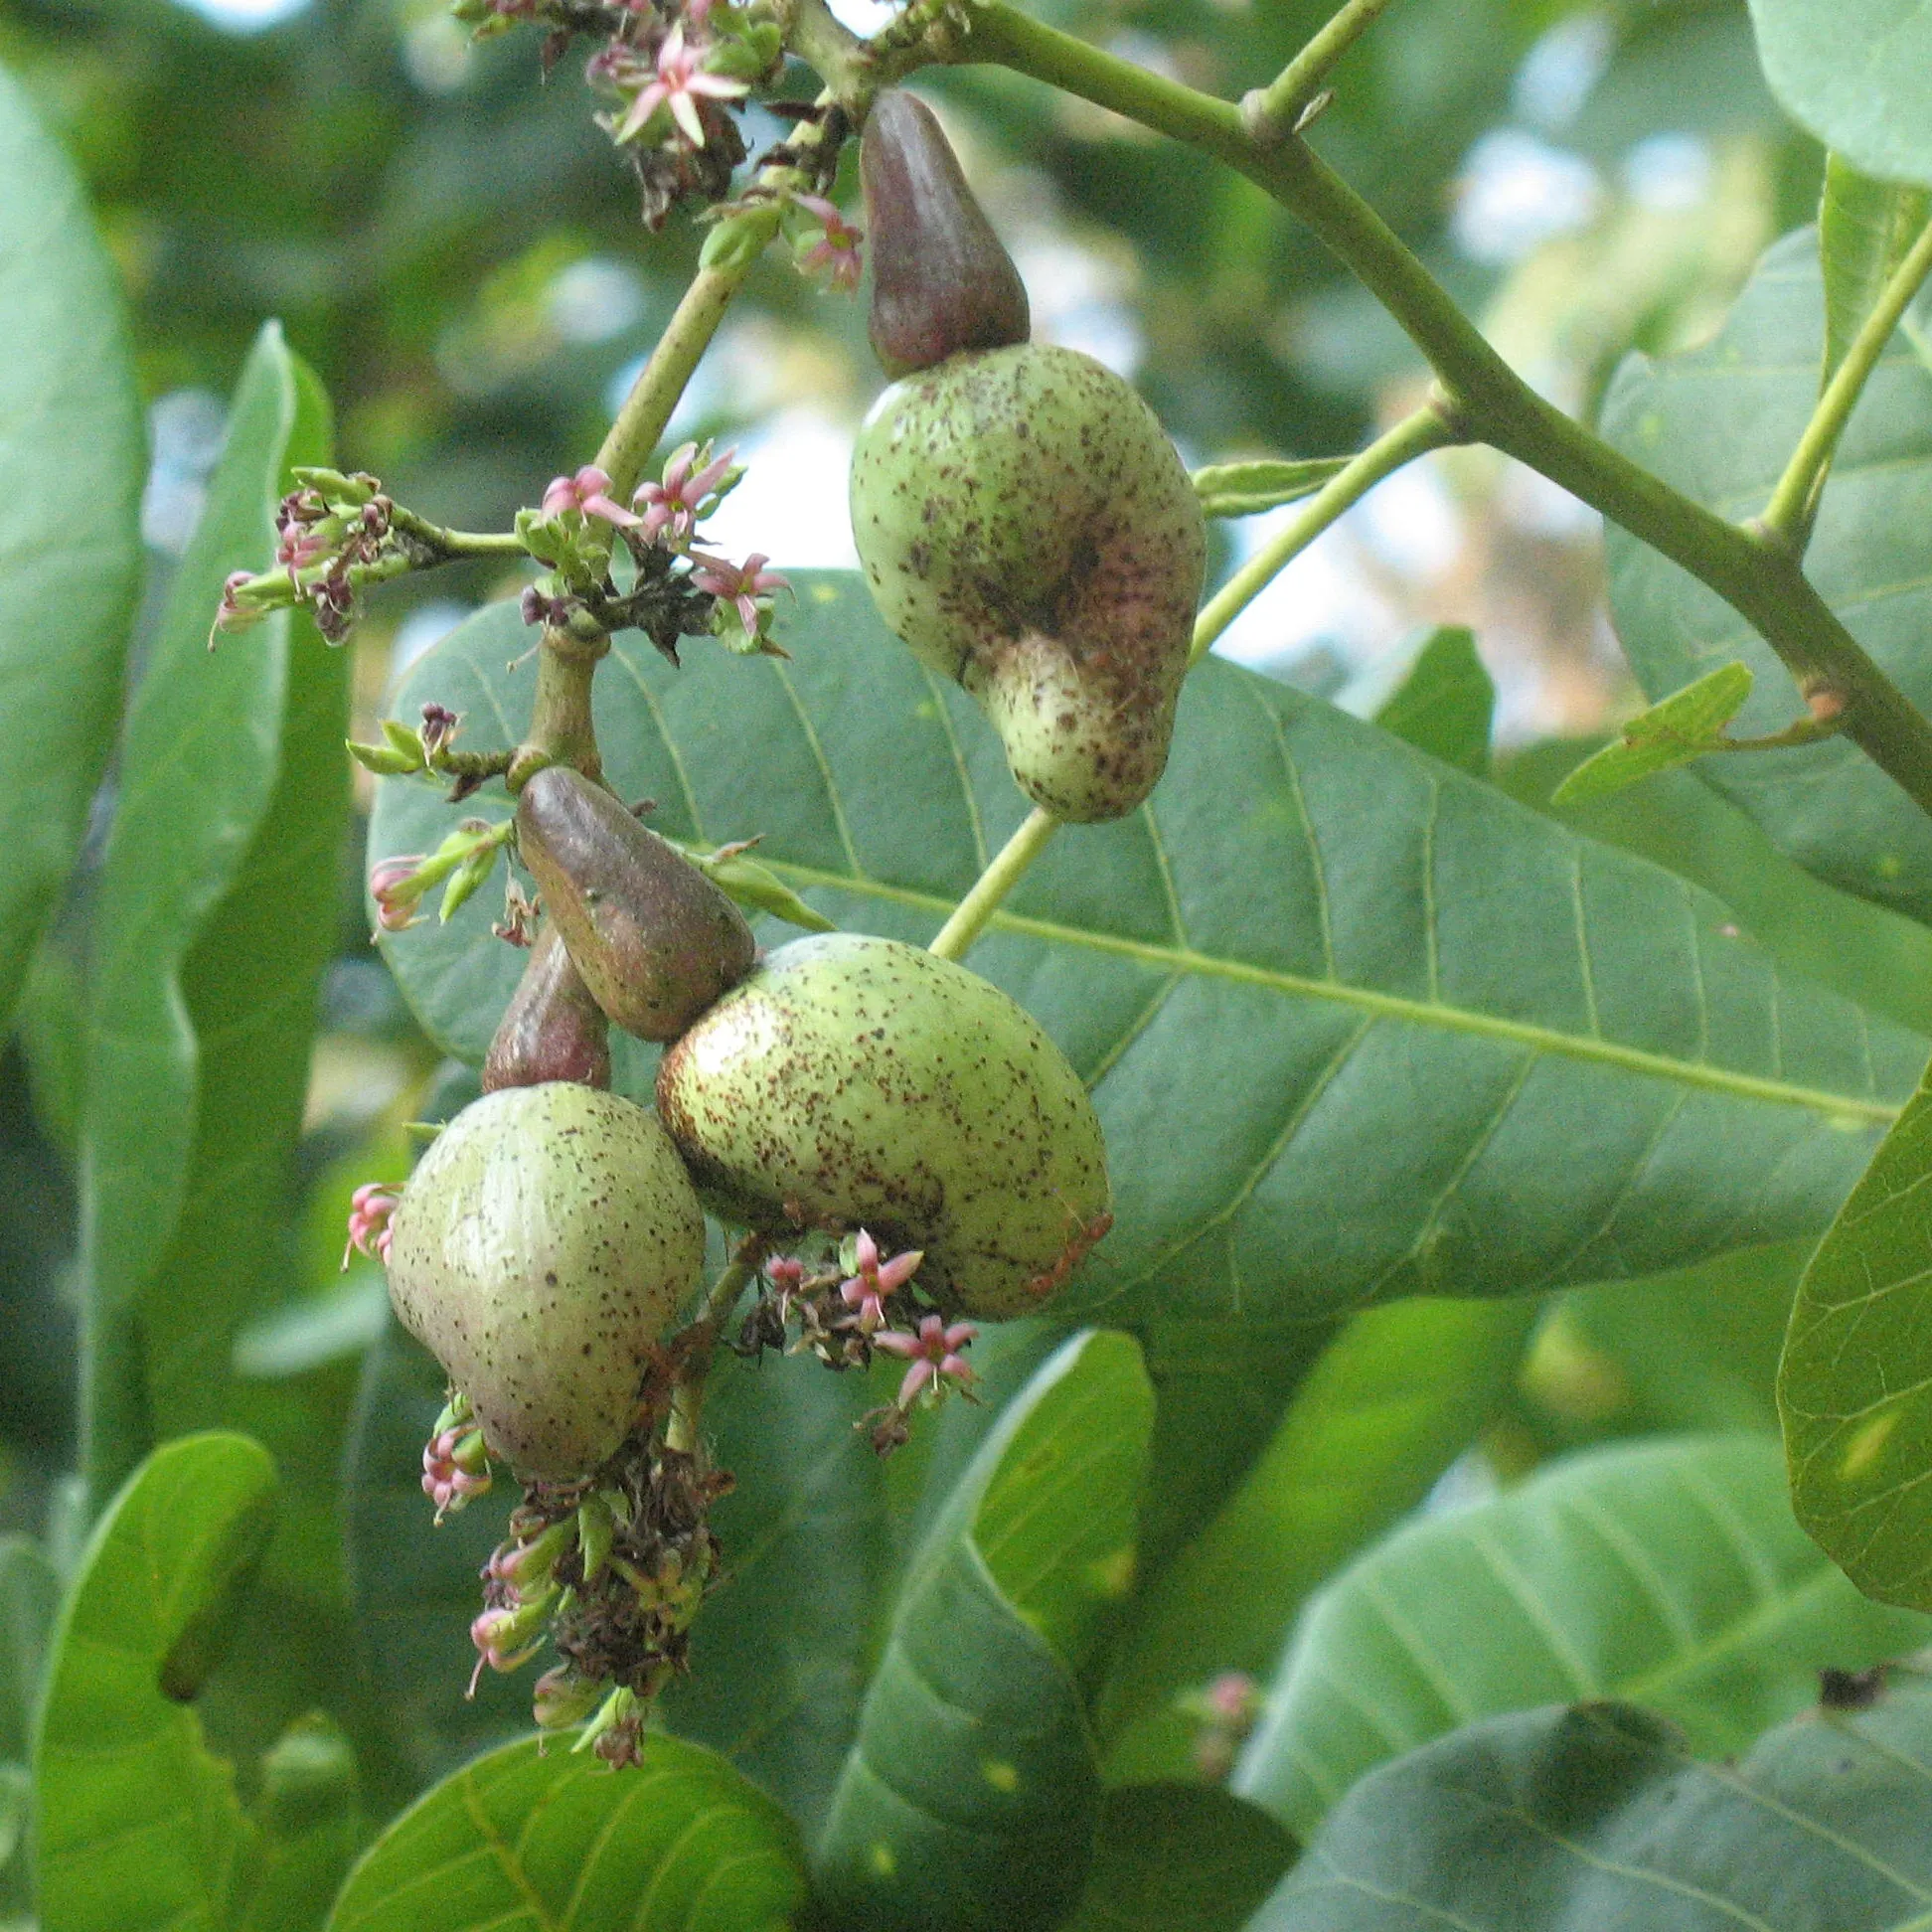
[634, 441, 736, 548]
[541, 464, 641, 529]
[838, 1229, 923, 1332]
[691, 551, 791, 637]
[467, 1597, 548, 1696]
[343, 1182, 402, 1267]
[422, 1425, 491, 1521]
[874, 1313, 978, 1406]
[614, 23, 748, 146]
[792, 195, 864, 291]
[368, 855, 428, 932]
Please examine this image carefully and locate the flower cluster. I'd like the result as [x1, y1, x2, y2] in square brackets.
[457, 1441, 731, 1766]
[214, 469, 398, 646]
[420, 1394, 493, 1523]
[784, 192, 864, 291]
[366, 818, 514, 933]
[739, 1231, 979, 1454]
[342, 1183, 401, 1268]
[527, 444, 791, 658]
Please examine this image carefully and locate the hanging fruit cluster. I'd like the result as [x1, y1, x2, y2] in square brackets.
[338, 86, 1221, 1765]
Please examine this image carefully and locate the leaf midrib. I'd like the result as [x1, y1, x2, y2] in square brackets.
[760, 858, 1900, 1124]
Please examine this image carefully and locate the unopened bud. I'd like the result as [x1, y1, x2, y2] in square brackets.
[347, 738, 423, 777]
[575, 1492, 616, 1586]
[533, 1665, 601, 1730]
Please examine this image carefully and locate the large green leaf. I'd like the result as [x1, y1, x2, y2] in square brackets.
[1783, 1052, 1932, 1608]
[1747, 0, 1932, 187]
[34, 1433, 279, 1932]
[1233, 1435, 1930, 1842]
[0, 61, 144, 1039]
[1820, 157, 1932, 388]
[1255, 1684, 1932, 1930]
[1061, 1784, 1294, 1932]
[1602, 230, 1932, 922]
[325, 1732, 806, 1932]
[813, 1330, 1153, 1932]
[1097, 1296, 1535, 1783]
[370, 583, 1920, 1331]
[78, 324, 342, 1507]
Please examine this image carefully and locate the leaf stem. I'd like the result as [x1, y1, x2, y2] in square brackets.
[950, 1, 1932, 821]
[1190, 401, 1457, 665]
[1241, 0, 1399, 144]
[928, 805, 1059, 959]
[665, 1234, 768, 1454]
[1760, 211, 1932, 550]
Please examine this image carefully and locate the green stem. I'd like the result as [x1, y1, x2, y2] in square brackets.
[665, 1236, 768, 1454]
[1191, 401, 1456, 665]
[928, 806, 1059, 959]
[1760, 211, 1932, 548]
[388, 509, 528, 560]
[927, 407, 1454, 956]
[1242, 0, 1399, 143]
[512, 615, 609, 788]
[593, 265, 750, 502]
[952, 1, 1932, 820]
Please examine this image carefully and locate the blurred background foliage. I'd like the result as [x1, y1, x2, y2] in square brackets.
[5, 0, 1925, 1823]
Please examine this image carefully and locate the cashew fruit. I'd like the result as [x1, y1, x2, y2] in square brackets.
[386, 1083, 706, 1479]
[515, 765, 756, 1042]
[656, 932, 1109, 1319]
[850, 342, 1206, 821]
[483, 925, 611, 1093]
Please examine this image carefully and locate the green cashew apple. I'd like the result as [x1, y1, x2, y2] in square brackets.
[483, 925, 611, 1093]
[516, 765, 756, 1043]
[850, 342, 1207, 822]
[386, 1083, 706, 1480]
[655, 933, 1110, 1319]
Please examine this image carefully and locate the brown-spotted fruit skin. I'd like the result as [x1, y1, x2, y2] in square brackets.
[656, 933, 1109, 1319]
[515, 765, 756, 1043]
[386, 1084, 705, 1480]
[850, 343, 1206, 822]
[483, 925, 612, 1093]
[862, 89, 1030, 378]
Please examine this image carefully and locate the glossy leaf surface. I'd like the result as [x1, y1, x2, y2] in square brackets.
[813, 1331, 1153, 1932]
[372, 582, 1920, 1329]
[1747, 0, 1932, 186]
[35, 1433, 279, 1932]
[1234, 1434, 1929, 1841]
[1603, 231, 1932, 921]
[326, 1732, 805, 1932]
[0, 61, 144, 1037]
[79, 325, 342, 1501]
[1256, 1684, 1932, 1929]
[1784, 1050, 1932, 1608]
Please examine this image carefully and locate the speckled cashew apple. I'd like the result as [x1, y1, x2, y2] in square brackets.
[483, 925, 612, 1093]
[385, 1083, 706, 1480]
[849, 90, 1206, 823]
[515, 764, 755, 1043]
[655, 933, 1110, 1319]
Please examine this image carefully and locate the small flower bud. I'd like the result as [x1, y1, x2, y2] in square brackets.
[575, 1492, 616, 1586]
[346, 738, 424, 777]
[533, 1666, 601, 1730]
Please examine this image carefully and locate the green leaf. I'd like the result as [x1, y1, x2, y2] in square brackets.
[233, 1716, 360, 1932]
[1783, 1050, 1932, 1609]
[0, 61, 144, 1039]
[1602, 230, 1932, 922]
[1255, 1683, 1932, 1930]
[1232, 1435, 1930, 1843]
[371, 582, 1921, 1331]
[813, 1331, 1154, 1932]
[35, 1432, 280, 1932]
[1550, 661, 1754, 807]
[1370, 626, 1494, 777]
[1192, 457, 1351, 519]
[325, 1732, 806, 1932]
[0, 1538, 60, 1916]
[1820, 155, 1932, 387]
[1061, 1784, 1295, 1932]
[79, 324, 344, 1506]
[1097, 1297, 1535, 1783]
[1747, 0, 1932, 188]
